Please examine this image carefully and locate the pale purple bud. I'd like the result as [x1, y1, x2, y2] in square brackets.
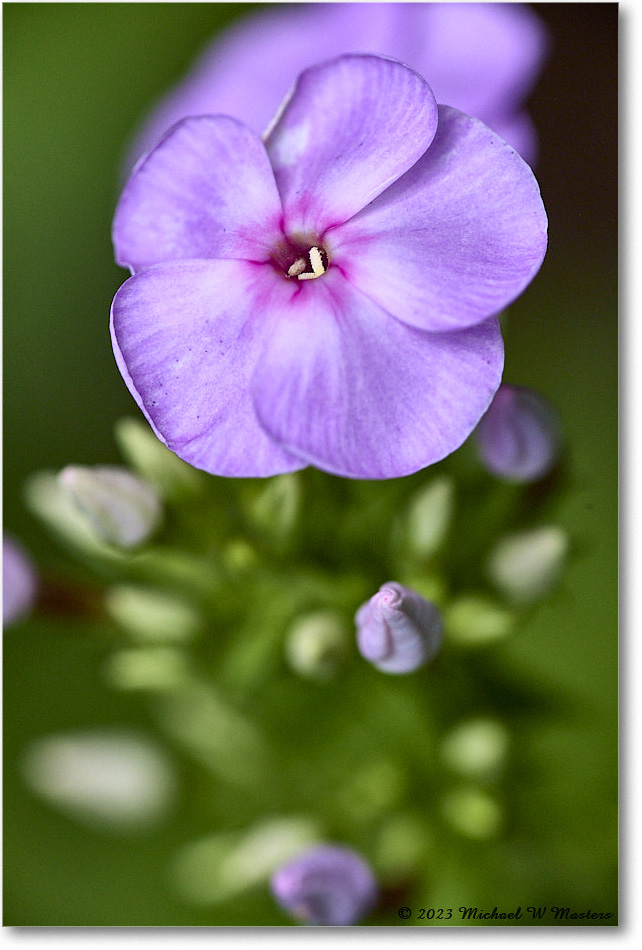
[58, 465, 161, 548]
[3, 534, 38, 627]
[474, 384, 560, 482]
[271, 844, 378, 926]
[355, 581, 442, 674]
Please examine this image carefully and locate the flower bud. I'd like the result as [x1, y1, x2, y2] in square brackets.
[405, 476, 454, 559]
[440, 718, 509, 780]
[249, 473, 300, 542]
[285, 611, 348, 680]
[114, 417, 202, 498]
[171, 817, 321, 906]
[21, 730, 176, 831]
[271, 844, 378, 926]
[487, 525, 568, 604]
[3, 534, 38, 627]
[58, 465, 161, 549]
[25, 471, 116, 558]
[440, 787, 502, 840]
[474, 384, 560, 482]
[104, 647, 190, 693]
[374, 813, 428, 881]
[355, 582, 442, 674]
[105, 584, 202, 642]
[445, 595, 515, 646]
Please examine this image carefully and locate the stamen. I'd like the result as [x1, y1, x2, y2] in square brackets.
[297, 246, 327, 281]
[287, 257, 307, 277]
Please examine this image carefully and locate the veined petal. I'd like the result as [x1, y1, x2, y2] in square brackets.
[113, 116, 283, 273]
[110, 259, 305, 478]
[328, 106, 547, 333]
[251, 270, 504, 480]
[264, 54, 438, 235]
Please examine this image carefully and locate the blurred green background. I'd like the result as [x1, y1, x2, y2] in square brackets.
[3, 2, 617, 926]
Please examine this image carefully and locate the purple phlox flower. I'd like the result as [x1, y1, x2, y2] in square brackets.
[3, 534, 38, 627]
[111, 54, 547, 480]
[126, 1, 548, 173]
[474, 384, 560, 482]
[271, 843, 378, 926]
[355, 581, 442, 674]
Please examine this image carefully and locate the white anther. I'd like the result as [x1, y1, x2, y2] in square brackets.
[287, 257, 307, 277]
[297, 246, 326, 280]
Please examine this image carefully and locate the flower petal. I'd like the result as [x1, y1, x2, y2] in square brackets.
[110, 259, 305, 478]
[328, 106, 547, 333]
[264, 54, 438, 235]
[113, 116, 283, 273]
[414, 2, 548, 127]
[490, 110, 539, 167]
[124, 2, 546, 174]
[251, 270, 504, 479]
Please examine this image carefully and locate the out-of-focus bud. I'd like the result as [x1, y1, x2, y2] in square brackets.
[223, 539, 259, 575]
[21, 730, 176, 831]
[474, 384, 560, 482]
[271, 844, 378, 926]
[355, 582, 442, 674]
[445, 595, 515, 646]
[487, 525, 568, 604]
[104, 646, 190, 693]
[440, 718, 509, 780]
[337, 760, 406, 824]
[374, 813, 429, 881]
[404, 476, 454, 560]
[105, 584, 202, 643]
[114, 417, 202, 498]
[171, 817, 321, 906]
[249, 473, 300, 543]
[58, 465, 161, 549]
[285, 610, 348, 680]
[440, 787, 502, 840]
[3, 534, 38, 627]
[25, 471, 117, 559]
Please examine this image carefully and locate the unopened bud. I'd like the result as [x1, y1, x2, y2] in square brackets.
[271, 844, 378, 926]
[440, 787, 502, 840]
[440, 718, 509, 780]
[474, 384, 560, 482]
[3, 534, 38, 627]
[285, 611, 348, 679]
[355, 582, 442, 674]
[374, 813, 428, 880]
[114, 417, 201, 498]
[445, 595, 515, 646]
[105, 584, 202, 642]
[104, 647, 190, 692]
[487, 525, 568, 604]
[58, 465, 161, 548]
[21, 730, 176, 830]
[172, 817, 321, 906]
[25, 471, 116, 559]
[249, 473, 300, 541]
[405, 477, 454, 559]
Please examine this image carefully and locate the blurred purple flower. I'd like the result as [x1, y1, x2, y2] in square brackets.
[126, 2, 547, 173]
[3, 534, 38, 627]
[355, 581, 442, 674]
[271, 843, 378, 925]
[111, 54, 547, 479]
[474, 384, 560, 482]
